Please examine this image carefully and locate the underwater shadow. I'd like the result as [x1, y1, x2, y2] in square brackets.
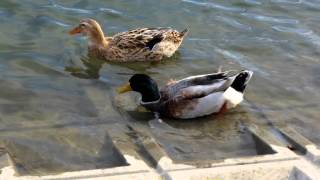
[65, 52, 182, 79]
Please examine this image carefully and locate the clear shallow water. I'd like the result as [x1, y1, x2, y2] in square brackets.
[0, 0, 320, 175]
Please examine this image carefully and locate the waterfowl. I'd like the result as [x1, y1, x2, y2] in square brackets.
[69, 18, 188, 62]
[117, 70, 253, 119]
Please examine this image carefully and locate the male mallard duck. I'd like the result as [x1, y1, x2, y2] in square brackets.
[69, 18, 188, 62]
[117, 70, 253, 119]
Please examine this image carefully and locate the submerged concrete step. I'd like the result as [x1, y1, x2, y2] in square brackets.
[1, 120, 320, 180]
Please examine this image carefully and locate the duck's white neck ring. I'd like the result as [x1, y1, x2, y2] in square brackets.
[140, 95, 161, 105]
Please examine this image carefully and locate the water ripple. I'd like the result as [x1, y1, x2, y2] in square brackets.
[256, 37, 289, 43]
[45, 1, 123, 16]
[272, 0, 320, 10]
[35, 16, 70, 27]
[271, 0, 301, 4]
[98, 8, 123, 15]
[47, 1, 91, 14]
[301, 0, 320, 10]
[49, 19, 70, 27]
[272, 25, 310, 34]
[241, 12, 299, 24]
[272, 25, 320, 47]
[244, 0, 263, 5]
[214, 48, 269, 76]
[215, 16, 252, 31]
[187, 38, 212, 41]
[0, 9, 12, 19]
[182, 0, 245, 12]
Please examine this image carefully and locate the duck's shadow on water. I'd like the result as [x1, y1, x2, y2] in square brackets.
[124, 107, 248, 133]
[64, 52, 182, 79]
[65, 57, 105, 79]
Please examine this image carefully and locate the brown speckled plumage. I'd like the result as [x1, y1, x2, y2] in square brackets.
[69, 19, 188, 62]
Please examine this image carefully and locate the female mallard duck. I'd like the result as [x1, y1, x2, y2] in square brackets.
[69, 18, 188, 62]
[117, 70, 253, 119]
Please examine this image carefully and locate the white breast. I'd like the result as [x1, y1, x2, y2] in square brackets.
[179, 92, 225, 119]
[223, 87, 243, 108]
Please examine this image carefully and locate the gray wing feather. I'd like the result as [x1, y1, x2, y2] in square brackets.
[161, 71, 236, 99]
[176, 78, 234, 100]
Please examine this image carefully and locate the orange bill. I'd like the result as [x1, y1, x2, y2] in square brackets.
[69, 26, 82, 35]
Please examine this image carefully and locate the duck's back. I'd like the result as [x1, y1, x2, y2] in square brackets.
[107, 27, 187, 61]
[157, 72, 234, 119]
[111, 28, 171, 46]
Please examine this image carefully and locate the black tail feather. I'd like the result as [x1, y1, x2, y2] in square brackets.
[231, 70, 253, 92]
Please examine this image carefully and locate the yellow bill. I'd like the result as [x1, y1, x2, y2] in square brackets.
[117, 83, 132, 94]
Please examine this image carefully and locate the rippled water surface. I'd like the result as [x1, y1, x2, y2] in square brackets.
[0, 0, 320, 175]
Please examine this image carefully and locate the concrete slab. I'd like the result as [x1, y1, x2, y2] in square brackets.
[0, 155, 159, 180]
[167, 161, 317, 180]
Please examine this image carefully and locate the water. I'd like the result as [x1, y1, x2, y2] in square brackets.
[0, 0, 320, 175]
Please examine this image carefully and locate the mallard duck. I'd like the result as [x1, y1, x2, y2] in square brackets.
[69, 18, 188, 62]
[117, 70, 253, 119]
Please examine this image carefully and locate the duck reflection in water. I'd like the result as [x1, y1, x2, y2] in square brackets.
[65, 56, 105, 79]
[65, 52, 181, 79]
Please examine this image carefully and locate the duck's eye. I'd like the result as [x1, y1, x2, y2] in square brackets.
[79, 24, 86, 28]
